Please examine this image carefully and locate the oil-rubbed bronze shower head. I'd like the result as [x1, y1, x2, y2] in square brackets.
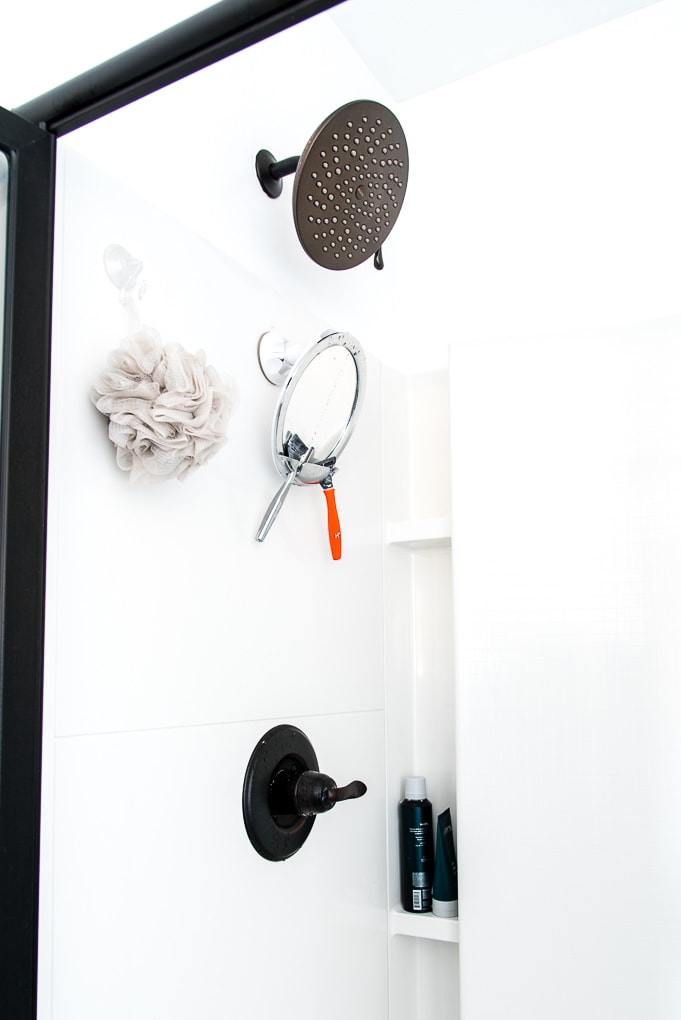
[256, 99, 408, 271]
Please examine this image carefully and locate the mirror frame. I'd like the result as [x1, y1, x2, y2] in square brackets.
[272, 329, 366, 484]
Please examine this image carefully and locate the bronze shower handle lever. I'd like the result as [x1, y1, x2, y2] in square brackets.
[294, 771, 367, 816]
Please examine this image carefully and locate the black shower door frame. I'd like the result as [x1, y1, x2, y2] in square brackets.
[0, 104, 56, 1020]
[0, 2, 343, 1017]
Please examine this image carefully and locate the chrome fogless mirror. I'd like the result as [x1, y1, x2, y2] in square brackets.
[256, 330, 366, 559]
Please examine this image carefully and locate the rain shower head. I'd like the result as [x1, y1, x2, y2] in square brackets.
[255, 99, 408, 271]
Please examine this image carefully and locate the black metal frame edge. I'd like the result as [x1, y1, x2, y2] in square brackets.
[0, 106, 56, 1019]
[15, 0, 345, 136]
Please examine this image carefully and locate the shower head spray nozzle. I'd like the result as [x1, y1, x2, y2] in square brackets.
[256, 99, 408, 271]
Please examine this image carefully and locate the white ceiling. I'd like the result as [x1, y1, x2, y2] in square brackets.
[331, 0, 663, 99]
[1, 0, 662, 111]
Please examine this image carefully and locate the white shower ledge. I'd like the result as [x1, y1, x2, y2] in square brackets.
[390, 907, 459, 943]
[386, 516, 451, 548]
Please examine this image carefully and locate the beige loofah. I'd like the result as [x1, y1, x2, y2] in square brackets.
[92, 327, 236, 481]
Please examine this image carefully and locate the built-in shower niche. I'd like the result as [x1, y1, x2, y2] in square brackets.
[382, 366, 459, 1020]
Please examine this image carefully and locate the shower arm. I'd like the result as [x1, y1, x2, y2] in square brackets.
[269, 155, 300, 180]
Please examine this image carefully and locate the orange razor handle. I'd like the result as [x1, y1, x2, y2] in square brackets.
[323, 486, 342, 560]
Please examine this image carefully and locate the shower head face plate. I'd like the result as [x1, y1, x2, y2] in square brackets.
[292, 99, 408, 271]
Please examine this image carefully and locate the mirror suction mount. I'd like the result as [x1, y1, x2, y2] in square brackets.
[257, 330, 305, 386]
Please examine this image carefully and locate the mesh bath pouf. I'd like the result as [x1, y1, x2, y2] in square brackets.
[92, 326, 236, 481]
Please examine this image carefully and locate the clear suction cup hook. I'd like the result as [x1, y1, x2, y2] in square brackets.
[103, 244, 145, 300]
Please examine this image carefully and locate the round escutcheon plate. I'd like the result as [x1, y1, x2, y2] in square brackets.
[242, 724, 319, 862]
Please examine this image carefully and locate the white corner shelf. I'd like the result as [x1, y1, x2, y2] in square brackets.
[386, 516, 451, 548]
[390, 907, 459, 943]
[383, 368, 458, 1018]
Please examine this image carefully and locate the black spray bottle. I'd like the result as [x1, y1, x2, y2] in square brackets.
[398, 776, 434, 912]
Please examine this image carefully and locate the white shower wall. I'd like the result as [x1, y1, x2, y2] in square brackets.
[38, 1, 681, 1016]
[39, 145, 388, 1019]
[450, 320, 681, 1020]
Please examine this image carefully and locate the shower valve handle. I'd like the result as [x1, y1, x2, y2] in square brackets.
[243, 725, 368, 861]
[329, 780, 367, 803]
[294, 771, 367, 816]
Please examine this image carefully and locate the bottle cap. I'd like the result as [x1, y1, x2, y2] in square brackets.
[404, 776, 427, 799]
[432, 897, 458, 918]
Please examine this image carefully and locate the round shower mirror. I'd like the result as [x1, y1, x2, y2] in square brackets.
[272, 330, 365, 485]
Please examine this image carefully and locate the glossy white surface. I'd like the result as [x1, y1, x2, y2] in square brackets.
[333, 0, 660, 99]
[40, 150, 387, 1018]
[46, 147, 383, 738]
[451, 320, 681, 1020]
[35, 3, 681, 1017]
[48, 712, 386, 1020]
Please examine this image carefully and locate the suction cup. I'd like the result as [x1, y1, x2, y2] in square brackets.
[103, 244, 143, 293]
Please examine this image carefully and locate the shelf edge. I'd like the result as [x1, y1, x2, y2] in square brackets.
[390, 908, 459, 943]
[386, 516, 451, 548]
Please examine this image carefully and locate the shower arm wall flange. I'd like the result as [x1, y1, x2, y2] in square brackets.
[255, 150, 300, 198]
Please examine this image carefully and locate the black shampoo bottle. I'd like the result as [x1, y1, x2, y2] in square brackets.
[398, 777, 434, 912]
